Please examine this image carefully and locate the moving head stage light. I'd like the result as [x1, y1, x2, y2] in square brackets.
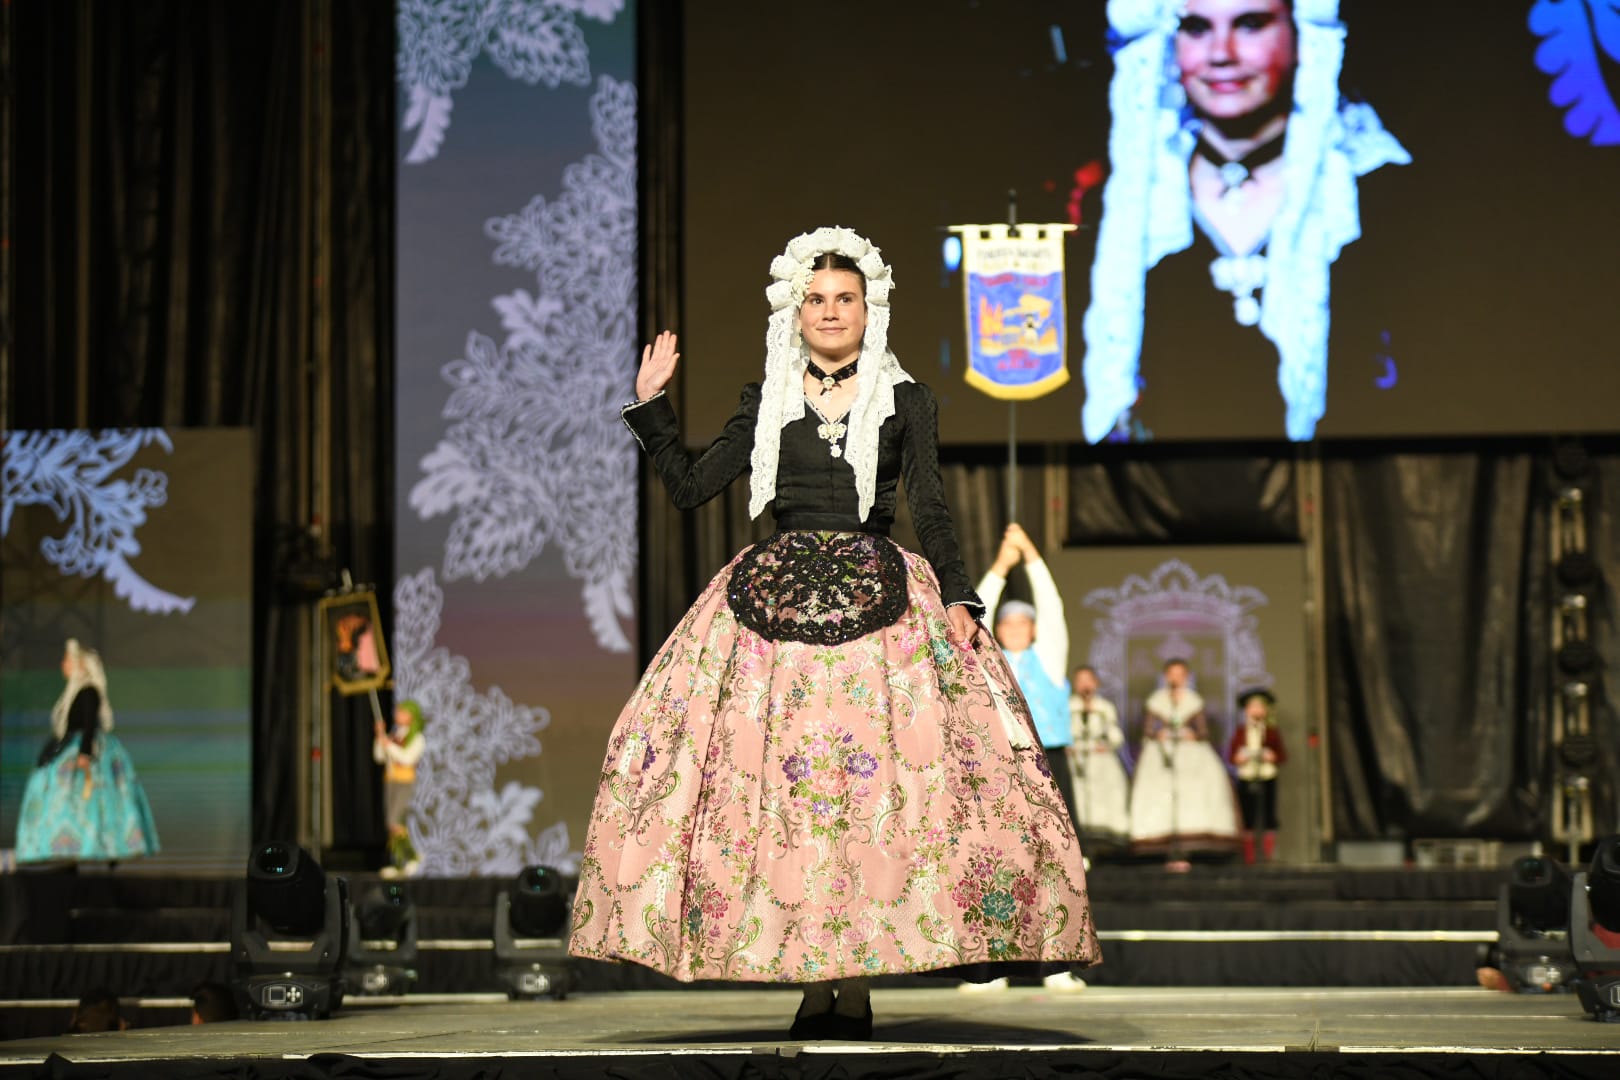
[346, 882, 419, 996]
[1481, 855, 1577, 992]
[231, 842, 350, 1019]
[494, 865, 576, 1000]
[1572, 836, 1620, 1021]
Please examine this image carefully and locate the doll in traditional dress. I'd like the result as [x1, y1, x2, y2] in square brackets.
[374, 700, 426, 876]
[1228, 687, 1287, 864]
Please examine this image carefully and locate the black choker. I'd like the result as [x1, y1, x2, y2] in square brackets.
[1196, 130, 1286, 196]
[808, 358, 858, 397]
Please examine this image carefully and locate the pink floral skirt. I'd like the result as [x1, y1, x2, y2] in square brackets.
[569, 541, 1100, 983]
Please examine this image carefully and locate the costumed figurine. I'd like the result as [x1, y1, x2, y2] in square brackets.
[1068, 665, 1132, 851]
[15, 640, 160, 863]
[374, 700, 426, 877]
[1228, 686, 1287, 864]
[569, 227, 1098, 1040]
[1127, 658, 1240, 865]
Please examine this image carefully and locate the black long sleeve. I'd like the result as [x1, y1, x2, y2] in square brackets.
[898, 384, 984, 617]
[70, 687, 101, 757]
[624, 378, 982, 618]
[622, 384, 760, 510]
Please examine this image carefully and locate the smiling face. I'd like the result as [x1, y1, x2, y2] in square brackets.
[797, 268, 867, 366]
[1176, 0, 1297, 126]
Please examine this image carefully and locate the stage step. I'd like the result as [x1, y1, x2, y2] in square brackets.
[1, 863, 1507, 1039]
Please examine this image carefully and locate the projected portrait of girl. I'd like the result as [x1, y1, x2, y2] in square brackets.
[1081, 0, 1409, 442]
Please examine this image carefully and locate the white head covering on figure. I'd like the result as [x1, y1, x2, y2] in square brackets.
[1081, 0, 1410, 442]
[751, 226, 913, 522]
[51, 638, 114, 739]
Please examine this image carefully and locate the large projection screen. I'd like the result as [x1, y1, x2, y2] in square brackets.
[2, 428, 253, 872]
[683, 1, 1620, 445]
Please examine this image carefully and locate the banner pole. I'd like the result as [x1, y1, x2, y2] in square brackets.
[1008, 400, 1018, 523]
[1005, 188, 1019, 525]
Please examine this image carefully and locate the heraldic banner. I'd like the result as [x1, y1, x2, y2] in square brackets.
[955, 223, 1075, 401]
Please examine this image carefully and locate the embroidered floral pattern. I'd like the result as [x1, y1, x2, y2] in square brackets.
[570, 546, 1098, 982]
[727, 531, 909, 646]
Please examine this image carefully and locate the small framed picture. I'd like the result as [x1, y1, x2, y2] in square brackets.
[317, 590, 390, 696]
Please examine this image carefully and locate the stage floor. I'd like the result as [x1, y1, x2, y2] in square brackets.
[3, 987, 1617, 1071]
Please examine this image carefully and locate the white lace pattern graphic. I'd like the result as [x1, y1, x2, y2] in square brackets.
[393, 567, 579, 876]
[410, 75, 638, 654]
[2, 429, 197, 615]
[397, 0, 625, 164]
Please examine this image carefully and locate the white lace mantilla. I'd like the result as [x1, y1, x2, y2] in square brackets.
[750, 227, 911, 522]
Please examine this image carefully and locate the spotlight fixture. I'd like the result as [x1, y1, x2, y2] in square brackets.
[231, 842, 350, 1020]
[494, 865, 575, 1000]
[1557, 551, 1598, 591]
[1557, 640, 1598, 676]
[1552, 441, 1592, 481]
[1570, 836, 1620, 1021]
[1480, 856, 1577, 993]
[1510, 856, 1573, 935]
[345, 882, 419, 996]
[1558, 734, 1601, 773]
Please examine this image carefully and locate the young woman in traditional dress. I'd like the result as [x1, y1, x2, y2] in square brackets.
[569, 228, 1099, 1039]
[15, 640, 160, 864]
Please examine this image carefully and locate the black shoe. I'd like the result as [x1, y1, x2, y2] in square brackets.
[789, 999, 836, 1040]
[826, 1002, 874, 1041]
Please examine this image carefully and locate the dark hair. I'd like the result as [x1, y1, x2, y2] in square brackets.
[1163, 658, 1190, 672]
[69, 987, 122, 1033]
[810, 252, 866, 294]
[191, 981, 239, 1024]
[1072, 665, 1098, 680]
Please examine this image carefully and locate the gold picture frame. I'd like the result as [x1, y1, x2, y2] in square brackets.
[317, 589, 391, 696]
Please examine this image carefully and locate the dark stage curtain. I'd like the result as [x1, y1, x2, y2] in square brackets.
[1587, 456, 1620, 837]
[7, 0, 395, 848]
[1323, 444, 1619, 842]
[1066, 444, 1300, 544]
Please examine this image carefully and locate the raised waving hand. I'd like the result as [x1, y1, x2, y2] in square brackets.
[635, 331, 681, 401]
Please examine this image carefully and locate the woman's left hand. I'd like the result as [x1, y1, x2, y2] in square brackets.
[946, 604, 978, 648]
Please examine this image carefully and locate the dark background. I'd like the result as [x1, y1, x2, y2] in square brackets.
[683, 0, 1620, 444]
[6, 0, 1618, 851]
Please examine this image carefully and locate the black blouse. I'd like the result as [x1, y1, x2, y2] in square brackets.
[623, 381, 984, 616]
[38, 686, 101, 766]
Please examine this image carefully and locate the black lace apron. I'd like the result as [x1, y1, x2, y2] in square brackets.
[727, 531, 910, 646]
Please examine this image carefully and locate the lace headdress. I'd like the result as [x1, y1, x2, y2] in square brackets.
[50, 638, 115, 739]
[1081, 0, 1410, 442]
[750, 226, 913, 522]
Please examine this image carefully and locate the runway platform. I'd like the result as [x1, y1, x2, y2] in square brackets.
[2, 987, 1617, 1079]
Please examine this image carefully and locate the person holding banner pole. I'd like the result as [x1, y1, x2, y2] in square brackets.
[976, 524, 1077, 828]
[964, 523, 1090, 993]
[570, 227, 1098, 1040]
